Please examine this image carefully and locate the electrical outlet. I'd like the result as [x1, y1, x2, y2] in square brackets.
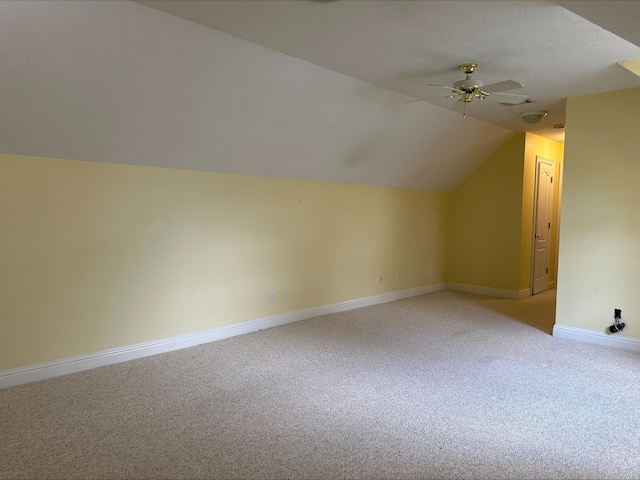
[614, 308, 621, 319]
[269, 290, 275, 302]
[396, 272, 400, 281]
[429, 266, 434, 276]
[378, 275, 383, 284]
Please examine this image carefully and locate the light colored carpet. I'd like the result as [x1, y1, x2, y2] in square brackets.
[1, 289, 639, 479]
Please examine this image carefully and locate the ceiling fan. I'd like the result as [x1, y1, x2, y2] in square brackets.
[408, 63, 528, 117]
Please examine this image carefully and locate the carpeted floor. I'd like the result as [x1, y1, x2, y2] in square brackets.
[1, 289, 639, 479]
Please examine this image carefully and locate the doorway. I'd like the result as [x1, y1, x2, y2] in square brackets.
[531, 157, 555, 295]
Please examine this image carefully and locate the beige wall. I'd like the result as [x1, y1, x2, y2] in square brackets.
[0, 154, 449, 371]
[447, 133, 526, 291]
[556, 88, 640, 339]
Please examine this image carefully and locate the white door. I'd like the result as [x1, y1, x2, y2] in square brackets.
[532, 158, 554, 295]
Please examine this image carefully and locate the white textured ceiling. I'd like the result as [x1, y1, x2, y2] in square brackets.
[0, 0, 514, 191]
[136, 0, 640, 142]
[1, 1, 638, 191]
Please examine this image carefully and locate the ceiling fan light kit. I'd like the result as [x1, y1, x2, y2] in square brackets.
[453, 64, 487, 102]
[521, 110, 548, 124]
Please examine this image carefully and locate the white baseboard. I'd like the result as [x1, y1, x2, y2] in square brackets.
[0, 283, 447, 389]
[518, 288, 531, 299]
[447, 282, 524, 299]
[553, 324, 640, 353]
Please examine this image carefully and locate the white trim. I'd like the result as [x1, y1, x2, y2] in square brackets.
[518, 288, 531, 299]
[0, 283, 447, 389]
[553, 324, 640, 352]
[447, 282, 521, 299]
[553, 160, 563, 288]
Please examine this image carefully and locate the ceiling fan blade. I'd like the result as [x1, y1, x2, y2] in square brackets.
[482, 80, 523, 93]
[488, 92, 528, 98]
[406, 95, 456, 103]
[428, 83, 465, 94]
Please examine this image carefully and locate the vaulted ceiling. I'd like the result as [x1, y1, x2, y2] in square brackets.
[136, 0, 640, 142]
[1, 1, 638, 191]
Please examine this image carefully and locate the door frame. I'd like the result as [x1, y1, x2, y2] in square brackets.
[530, 156, 556, 295]
[552, 160, 564, 288]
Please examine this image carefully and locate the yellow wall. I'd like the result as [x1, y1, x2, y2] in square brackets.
[519, 132, 565, 291]
[447, 133, 526, 291]
[556, 88, 640, 339]
[0, 154, 449, 371]
[447, 131, 564, 294]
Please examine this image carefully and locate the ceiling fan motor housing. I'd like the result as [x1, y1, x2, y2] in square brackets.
[453, 78, 483, 90]
[453, 78, 485, 101]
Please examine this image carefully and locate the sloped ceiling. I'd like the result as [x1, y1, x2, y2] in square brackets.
[1, 1, 638, 191]
[136, 0, 640, 141]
